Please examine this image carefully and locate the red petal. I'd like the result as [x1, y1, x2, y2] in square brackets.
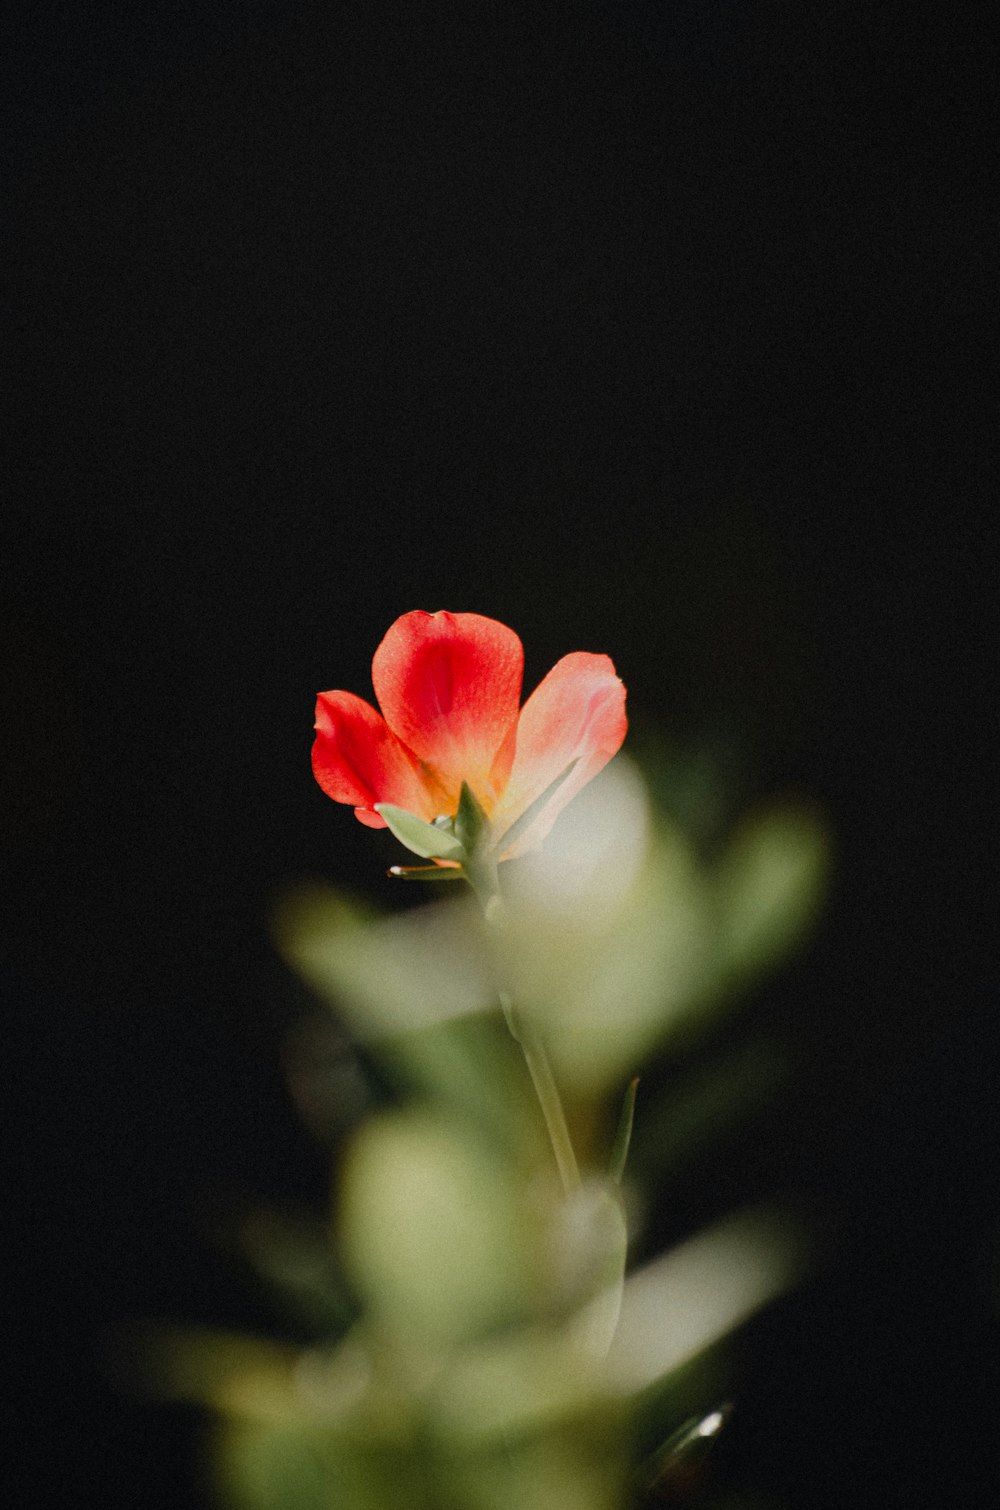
[311, 690, 438, 826]
[494, 652, 627, 856]
[354, 806, 389, 829]
[371, 611, 523, 808]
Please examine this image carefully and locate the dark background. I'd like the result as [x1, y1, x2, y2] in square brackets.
[4, 3, 994, 1506]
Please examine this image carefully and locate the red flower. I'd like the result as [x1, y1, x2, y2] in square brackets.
[312, 611, 627, 860]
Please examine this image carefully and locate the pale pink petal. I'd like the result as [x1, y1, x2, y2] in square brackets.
[494, 652, 627, 856]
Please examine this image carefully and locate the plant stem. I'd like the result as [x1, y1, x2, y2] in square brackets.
[499, 989, 580, 1193]
[468, 861, 580, 1195]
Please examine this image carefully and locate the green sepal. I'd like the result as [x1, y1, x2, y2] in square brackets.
[374, 804, 466, 861]
[609, 1076, 639, 1184]
[388, 864, 466, 881]
[455, 781, 491, 856]
[493, 757, 579, 856]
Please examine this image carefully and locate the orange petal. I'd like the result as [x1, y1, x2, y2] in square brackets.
[371, 611, 523, 808]
[494, 652, 627, 856]
[312, 690, 438, 827]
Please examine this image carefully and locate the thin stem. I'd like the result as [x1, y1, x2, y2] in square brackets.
[467, 861, 580, 1195]
[502, 991, 580, 1194]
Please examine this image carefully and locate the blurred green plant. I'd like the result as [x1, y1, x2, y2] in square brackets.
[146, 756, 828, 1509]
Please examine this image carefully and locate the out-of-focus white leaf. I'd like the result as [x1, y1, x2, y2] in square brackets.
[605, 1206, 807, 1395]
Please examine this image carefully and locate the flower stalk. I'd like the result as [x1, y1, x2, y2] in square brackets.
[504, 993, 581, 1195]
[464, 848, 581, 1196]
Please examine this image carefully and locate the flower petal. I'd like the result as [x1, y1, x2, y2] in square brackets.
[312, 691, 438, 827]
[493, 652, 627, 857]
[371, 611, 524, 808]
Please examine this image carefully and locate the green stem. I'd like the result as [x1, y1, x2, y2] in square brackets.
[467, 863, 580, 1195]
[504, 993, 580, 1194]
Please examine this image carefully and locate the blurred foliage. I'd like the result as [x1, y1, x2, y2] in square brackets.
[282, 759, 828, 1099]
[147, 755, 828, 1509]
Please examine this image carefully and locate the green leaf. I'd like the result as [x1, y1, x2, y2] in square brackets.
[341, 1108, 538, 1346]
[216, 1418, 416, 1510]
[455, 781, 491, 855]
[714, 803, 830, 982]
[374, 804, 466, 861]
[609, 1077, 639, 1184]
[493, 758, 578, 856]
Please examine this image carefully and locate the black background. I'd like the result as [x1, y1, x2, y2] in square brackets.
[4, 3, 994, 1506]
